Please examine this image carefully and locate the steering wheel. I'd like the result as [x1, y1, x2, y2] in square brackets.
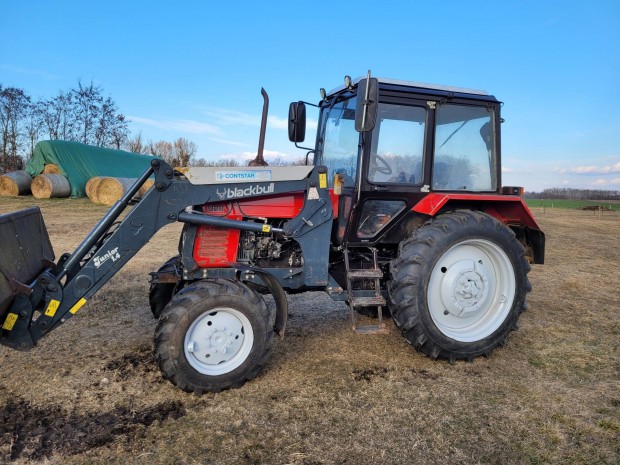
[371, 154, 392, 176]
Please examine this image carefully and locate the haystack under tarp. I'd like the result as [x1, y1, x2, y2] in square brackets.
[25, 140, 157, 198]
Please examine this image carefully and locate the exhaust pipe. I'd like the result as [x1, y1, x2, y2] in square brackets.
[249, 88, 269, 167]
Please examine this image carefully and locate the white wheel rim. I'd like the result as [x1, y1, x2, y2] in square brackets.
[427, 239, 515, 342]
[184, 307, 254, 375]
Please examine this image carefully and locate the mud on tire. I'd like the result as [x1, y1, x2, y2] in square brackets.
[388, 210, 531, 362]
[155, 279, 274, 394]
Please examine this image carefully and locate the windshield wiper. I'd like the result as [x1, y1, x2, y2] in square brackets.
[438, 120, 469, 150]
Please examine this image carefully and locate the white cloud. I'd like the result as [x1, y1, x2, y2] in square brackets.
[128, 115, 219, 135]
[268, 115, 288, 130]
[209, 137, 251, 148]
[501, 166, 513, 173]
[592, 177, 620, 187]
[569, 161, 620, 175]
[201, 108, 259, 127]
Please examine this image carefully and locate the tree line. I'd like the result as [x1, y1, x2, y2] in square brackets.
[0, 81, 131, 172]
[0, 81, 212, 173]
[525, 187, 620, 201]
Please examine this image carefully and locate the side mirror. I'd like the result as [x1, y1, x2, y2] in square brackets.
[355, 77, 378, 132]
[288, 102, 306, 143]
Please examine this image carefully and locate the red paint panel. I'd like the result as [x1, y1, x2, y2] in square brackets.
[412, 193, 541, 229]
[202, 191, 339, 219]
[232, 194, 305, 218]
[193, 226, 240, 267]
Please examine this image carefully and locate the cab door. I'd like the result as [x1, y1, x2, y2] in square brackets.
[345, 100, 431, 245]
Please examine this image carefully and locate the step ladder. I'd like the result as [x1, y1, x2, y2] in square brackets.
[344, 247, 388, 334]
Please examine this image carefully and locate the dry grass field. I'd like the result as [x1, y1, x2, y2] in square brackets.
[0, 196, 618, 464]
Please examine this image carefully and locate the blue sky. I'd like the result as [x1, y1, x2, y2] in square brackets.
[1, 0, 619, 192]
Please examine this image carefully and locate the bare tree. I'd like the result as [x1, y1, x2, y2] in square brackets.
[173, 137, 197, 166]
[145, 140, 174, 164]
[0, 86, 31, 172]
[109, 114, 128, 149]
[125, 132, 144, 154]
[72, 80, 102, 145]
[24, 101, 44, 158]
[95, 96, 128, 149]
[40, 90, 74, 141]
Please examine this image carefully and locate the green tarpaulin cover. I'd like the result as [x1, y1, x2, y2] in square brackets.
[25, 140, 157, 198]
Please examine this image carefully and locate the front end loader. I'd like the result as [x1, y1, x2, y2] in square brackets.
[1, 73, 545, 393]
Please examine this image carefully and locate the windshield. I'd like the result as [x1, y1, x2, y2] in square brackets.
[317, 96, 359, 187]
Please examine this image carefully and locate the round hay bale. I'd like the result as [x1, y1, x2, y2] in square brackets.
[96, 177, 136, 206]
[85, 176, 105, 203]
[42, 164, 62, 174]
[139, 178, 155, 196]
[0, 170, 32, 196]
[31, 174, 71, 199]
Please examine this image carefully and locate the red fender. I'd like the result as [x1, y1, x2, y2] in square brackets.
[412, 193, 541, 230]
[412, 193, 545, 263]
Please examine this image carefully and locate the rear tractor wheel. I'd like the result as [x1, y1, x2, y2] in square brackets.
[155, 279, 274, 393]
[388, 210, 531, 362]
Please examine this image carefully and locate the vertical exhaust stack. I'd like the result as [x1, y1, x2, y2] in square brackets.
[249, 88, 269, 167]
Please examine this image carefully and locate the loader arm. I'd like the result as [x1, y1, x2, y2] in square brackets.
[1, 159, 332, 350]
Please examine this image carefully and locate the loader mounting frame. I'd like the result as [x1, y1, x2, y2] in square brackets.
[1, 159, 332, 349]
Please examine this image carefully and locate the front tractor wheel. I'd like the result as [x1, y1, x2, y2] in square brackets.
[389, 210, 531, 362]
[155, 279, 274, 393]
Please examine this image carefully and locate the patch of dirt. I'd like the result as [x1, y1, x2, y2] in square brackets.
[352, 366, 389, 382]
[102, 344, 158, 381]
[410, 368, 440, 380]
[0, 394, 184, 462]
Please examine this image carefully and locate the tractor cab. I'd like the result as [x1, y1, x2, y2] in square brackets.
[289, 74, 504, 247]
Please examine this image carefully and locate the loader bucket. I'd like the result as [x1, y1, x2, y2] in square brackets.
[0, 207, 54, 317]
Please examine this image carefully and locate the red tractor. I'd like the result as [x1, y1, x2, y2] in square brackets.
[0, 73, 544, 394]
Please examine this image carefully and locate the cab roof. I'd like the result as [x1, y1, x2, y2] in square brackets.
[328, 76, 497, 102]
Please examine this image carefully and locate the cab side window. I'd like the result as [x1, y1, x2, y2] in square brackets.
[368, 104, 425, 185]
[433, 104, 497, 191]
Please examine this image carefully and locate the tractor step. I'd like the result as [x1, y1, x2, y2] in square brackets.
[343, 247, 387, 334]
[350, 296, 387, 307]
[347, 269, 383, 279]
